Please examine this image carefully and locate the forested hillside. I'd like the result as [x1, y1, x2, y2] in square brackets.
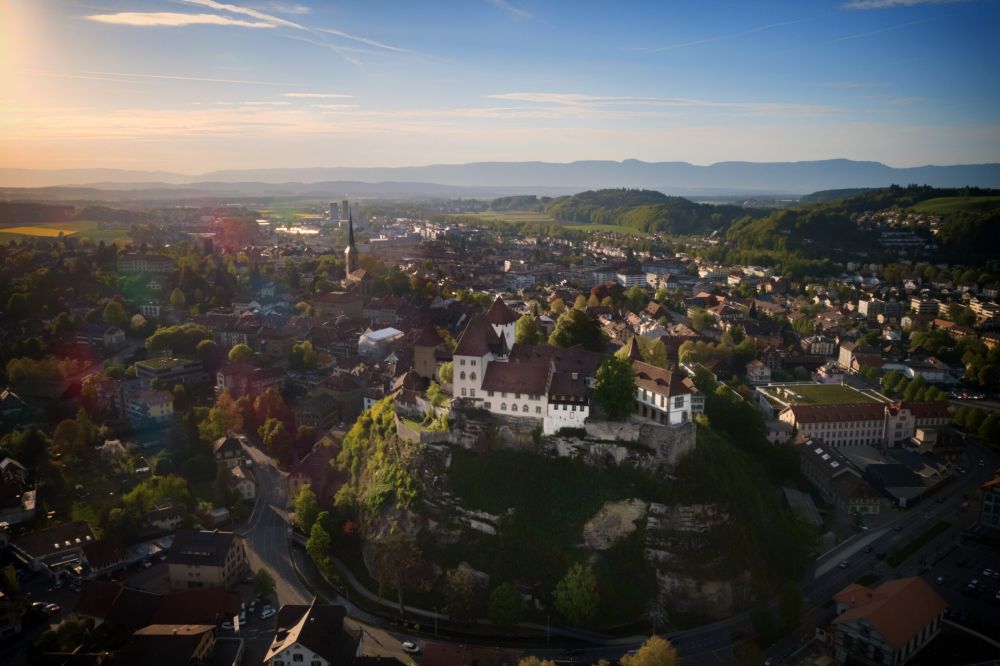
[539, 188, 761, 235]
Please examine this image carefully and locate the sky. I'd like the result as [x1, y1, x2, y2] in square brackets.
[1, 0, 998, 172]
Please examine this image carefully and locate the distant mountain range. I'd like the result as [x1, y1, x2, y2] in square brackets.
[2, 159, 999, 198]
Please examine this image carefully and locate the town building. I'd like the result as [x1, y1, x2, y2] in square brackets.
[832, 577, 945, 666]
[166, 530, 248, 590]
[980, 471, 1000, 530]
[117, 253, 176, 275]
[263, 603, 361, 666]
[134, 357, 206, 388]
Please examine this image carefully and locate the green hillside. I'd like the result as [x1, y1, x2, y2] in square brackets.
[912, 195, 1000, 214]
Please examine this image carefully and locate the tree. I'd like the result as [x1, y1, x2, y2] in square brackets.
[199, 390, 243, 441]
[228, 343, 255, 364]
[778, 581, 802, 629]
[573, 294, 588, 310]
[553, 562, 599, 625]
[488, 582, 524, 630]
[518, 659, 557, 666]
[439, 361, 454, 383]
[979, 413, 1000, 445]
[594, 356, 636, 421]
[288, 340, 318, 371]
[619, 635, 678, 666]
[196, 338, 221, 371]
[253, 567, 276, 599]
[306, 520, 333, 573]
[515, 315, 544, 345]
[548, 309, 606, 352]
[169, 288, 186, 307]
[258, 417, 293, 465]
[372, 532, 423, 616]
[254, 388, 289, 427]
[688, 307, 715, 332]
[102, 300, 128, 329]
[444, 568, 480, 621]
[294, 484, 321, 534]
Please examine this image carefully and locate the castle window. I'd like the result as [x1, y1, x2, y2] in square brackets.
[460, 371, 466, 380]
[512, 403, 518, 412]
[485, 402, 491, 409]
[461, 388, 467, 396]
[522, 404, 528, 413]
[536, 406, 541, 414]
[501, 403, 507, 411]
[471, 359, 476, 366]
[515, 393, 521, 399]
[488, 391, 494, 397]
[470, 372, 477, 380]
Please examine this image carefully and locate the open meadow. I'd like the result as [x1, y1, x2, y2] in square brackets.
[0, 220, 130, 243]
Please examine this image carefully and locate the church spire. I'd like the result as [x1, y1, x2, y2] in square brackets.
[344, 209, 358, 276]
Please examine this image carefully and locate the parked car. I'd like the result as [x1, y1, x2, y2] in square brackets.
[44, 603, 61, 615]
[261, 607, 276, 620]
[401, 641, 421, 654]
[839, 560, 850, 569]
[221, 620, 234, 630]
[935, 576, 945, 584]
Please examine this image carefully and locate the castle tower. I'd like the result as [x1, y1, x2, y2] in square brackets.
[485, 296, 518, 351]
[344, 210, 358, 277]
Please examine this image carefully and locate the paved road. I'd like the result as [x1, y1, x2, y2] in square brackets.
[242, 441, 308, 607]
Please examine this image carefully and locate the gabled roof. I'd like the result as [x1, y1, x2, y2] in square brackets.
[485, 296, 520, 326]
[213, 435, 242, 456]
[833, 577, 946, 650]
[265, 603, 358, 663]
[453, 314, 501, 357]
[624, 336, 644, 362]
[482, 361, 549, 395]
[632, 360, 695, 398]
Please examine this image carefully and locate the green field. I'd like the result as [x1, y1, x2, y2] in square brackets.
[763, 383, 883, 406]
[0, 220, 130, 243]
[449, 210, 556, 224]
[566, 223, 650, 237]
[449, 210, 651, 237]
[911, 196, 1000, 214]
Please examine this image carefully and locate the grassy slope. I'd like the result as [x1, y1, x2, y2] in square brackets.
[912, 196, 1000, 214]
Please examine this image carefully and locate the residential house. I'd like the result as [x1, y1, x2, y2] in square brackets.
[632, 361, 702, 425]
[213, 435, 244, 469]
[263, 603, 361, 666]
[746, 360, 771, 385]
[228, 465, 256, 501]
[11, 520, 97, 574]
[357, 327, 405, 363]
[120, 624, 216, 666]
[979, 471, 1000, 530]
[799, 442, 882, 516]
[166, 530, 248, 590]
[117, 253, 175, 275]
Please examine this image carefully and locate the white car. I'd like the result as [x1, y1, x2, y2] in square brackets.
[401, 641, 421, 654]
[221, 621, 234, 630]
[261, 608, 276, 620]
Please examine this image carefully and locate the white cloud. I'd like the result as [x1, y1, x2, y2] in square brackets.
[843, 0, 966, 9]
[179, 0, 304, 28]
[283, 92, 354, 99]
[490, 0, 532, 19]
[85, 12, 275, 28]
[310, 104, 359, 111]
[487, 92, 837, 115]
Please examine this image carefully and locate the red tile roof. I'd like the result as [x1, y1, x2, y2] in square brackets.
[486, 296, 520, 326]
[833, 577, 946, 650]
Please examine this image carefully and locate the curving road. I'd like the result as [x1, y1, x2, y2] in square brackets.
[242, 440, 308, 607]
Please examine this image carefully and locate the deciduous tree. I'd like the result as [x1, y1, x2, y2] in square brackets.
[553, 562, 599, 625]
[594, 356, 636, 421]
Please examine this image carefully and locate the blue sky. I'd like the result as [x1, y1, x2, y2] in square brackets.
[2, 0, 998, 171]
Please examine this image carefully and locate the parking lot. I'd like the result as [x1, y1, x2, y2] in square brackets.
[920, 539, 1000, 635]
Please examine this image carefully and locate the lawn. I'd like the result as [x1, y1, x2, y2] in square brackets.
[0, 220, 130, 243]
[912, 196, 1000, 214]
[766, 383, 883, 406]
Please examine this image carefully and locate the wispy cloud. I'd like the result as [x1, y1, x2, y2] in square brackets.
[487, 92, 836, 115]
[85, 12, 274, 28]
[28, 68, 304, 87]
[832, 18, 927, 41]
[310, 104, 359, 111]
[490, 0, 532, 19]
[635, 15, 824, 52]
[843, 0, 967, 9]
[283, 92, 354, 99]
[250, 1, 311, 15]
[83, 0, 414, 64]
[822, 81, 881, 88]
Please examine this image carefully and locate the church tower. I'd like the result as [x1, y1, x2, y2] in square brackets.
[344, 210, 358, 277]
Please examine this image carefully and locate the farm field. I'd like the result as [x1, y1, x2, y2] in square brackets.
[450, 210, 652, 237]
[0, 220, 130, 243]
[449, 210, 556, 224]
[912, 196, 1000, 214]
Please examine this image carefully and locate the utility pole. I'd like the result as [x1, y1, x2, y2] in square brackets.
[547, 614, 550, 644]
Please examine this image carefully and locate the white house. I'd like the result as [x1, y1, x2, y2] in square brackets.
[632, 361, 701, 425]
[263, 603, 361, 666]
[357, 327, 404, 363]
[453, 297, 601, 434]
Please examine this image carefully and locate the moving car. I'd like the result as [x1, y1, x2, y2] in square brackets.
[839, 560, 850, 569]
[401, 641, 421, 654]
